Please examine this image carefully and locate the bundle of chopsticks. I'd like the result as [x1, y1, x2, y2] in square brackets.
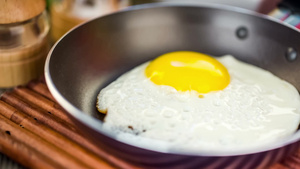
[0, 78, 299, 169]
[0, 78, 137, 169]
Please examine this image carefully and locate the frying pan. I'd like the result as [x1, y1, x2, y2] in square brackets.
[45, 3, 300, 169]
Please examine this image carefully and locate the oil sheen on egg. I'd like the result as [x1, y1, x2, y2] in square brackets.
[97, 51, 300, 152]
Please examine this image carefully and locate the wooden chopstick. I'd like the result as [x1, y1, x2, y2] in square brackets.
[268, 163, 290, 169]
[27, 80, 56, 101]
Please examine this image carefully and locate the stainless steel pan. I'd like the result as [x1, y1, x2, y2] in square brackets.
[45, 3, 300, 169]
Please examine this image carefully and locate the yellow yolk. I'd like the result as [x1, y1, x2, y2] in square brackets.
[145, 51, 230, 93]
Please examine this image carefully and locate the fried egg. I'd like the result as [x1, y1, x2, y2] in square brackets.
[97, 51, 300, 152]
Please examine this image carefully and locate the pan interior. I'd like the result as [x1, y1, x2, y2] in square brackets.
[47, 4, 300, 154]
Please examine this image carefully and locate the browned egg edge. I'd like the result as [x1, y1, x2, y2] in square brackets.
[96, 97, 107, 114]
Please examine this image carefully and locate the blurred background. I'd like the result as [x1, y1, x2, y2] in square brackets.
[1, 0, 300, 168]
[46, 0, 300, 43]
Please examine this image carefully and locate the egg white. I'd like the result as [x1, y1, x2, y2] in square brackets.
[97, 55, 300, 152]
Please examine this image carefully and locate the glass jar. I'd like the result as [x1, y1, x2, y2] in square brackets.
[50, 0, 130, 42]
[0, 11, 50, 88]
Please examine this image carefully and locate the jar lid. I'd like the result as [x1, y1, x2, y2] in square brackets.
[0, 0, 46, 24]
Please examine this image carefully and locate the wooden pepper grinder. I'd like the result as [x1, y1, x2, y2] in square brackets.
[0, 0, 50, 88]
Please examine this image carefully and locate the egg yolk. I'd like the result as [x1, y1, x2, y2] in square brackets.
[145, 51, 230, 93]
